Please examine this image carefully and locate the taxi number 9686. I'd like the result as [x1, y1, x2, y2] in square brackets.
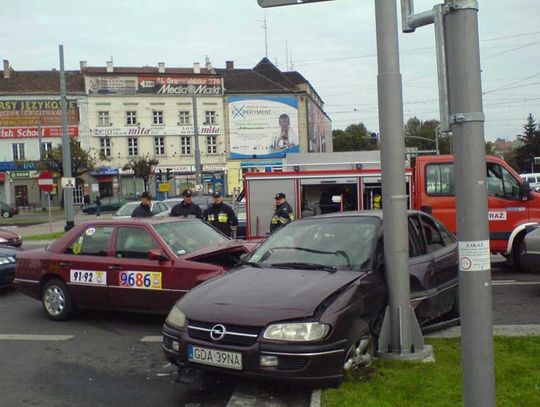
[119, 271, 162, 290]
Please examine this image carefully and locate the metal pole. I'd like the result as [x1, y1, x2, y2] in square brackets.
[38, 124, 47, 210]
[47, 192, 52, 233]
[374, 0, 426, 359]
[192, 96, 202, 187]
[59, 45, 74, 231]
[444, 1, 496, 406]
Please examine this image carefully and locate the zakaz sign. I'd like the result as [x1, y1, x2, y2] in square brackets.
[138, 76, 223, 96]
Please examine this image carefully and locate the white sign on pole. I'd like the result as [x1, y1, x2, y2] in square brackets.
[61, 177, 76, 189]
[91, 183, 99, 192]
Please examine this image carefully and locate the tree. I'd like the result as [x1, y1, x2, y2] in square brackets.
[514, 114, 540, 172]
[123, 156, 158, 193]
[332, 123, 378, 152]
[38, 140, 95, 178]
[405, 117, 446, 153]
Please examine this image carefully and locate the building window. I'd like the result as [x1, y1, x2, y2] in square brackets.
[41, 142, 53, 158]
[153, 110, 164, 125]
[181, 137, 191, 155]
[126, 111, 137, 126]
[100, 137, 111, 158]
[178, 111, 190, 125]
[207, 136, 217, 154]
[98, 111, 110, 126]
[205, 111, 216, 125]
[127, 138, 138, 156]
[12, 143, 25, 161]
[154, 137, 165, 156]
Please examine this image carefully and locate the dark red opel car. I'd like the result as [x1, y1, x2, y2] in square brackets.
[162, 211, 459, 386]
[14, 218, 251, 320]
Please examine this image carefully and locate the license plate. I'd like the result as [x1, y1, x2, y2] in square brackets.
[187, 345, 242, 370]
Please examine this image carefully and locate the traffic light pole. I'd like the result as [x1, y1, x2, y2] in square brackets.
[59, 45, 74, 231]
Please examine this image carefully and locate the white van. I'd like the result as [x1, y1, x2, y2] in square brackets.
[520, 173, 540, 188]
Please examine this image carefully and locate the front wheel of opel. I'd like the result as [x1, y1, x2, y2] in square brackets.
[343, 334, 374, 374]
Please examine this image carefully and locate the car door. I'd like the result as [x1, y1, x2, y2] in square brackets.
[407, 214, 437, 322]
[60, 225, 114, 309]
[417, 213, 458, 317]
[108, 225, 176, 313]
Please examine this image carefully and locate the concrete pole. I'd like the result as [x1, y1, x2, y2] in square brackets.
[444, 1, 496, 405]
[192, 95, 202, 188]
[59, 45, 74, 230]
[374, 0, 426, 359]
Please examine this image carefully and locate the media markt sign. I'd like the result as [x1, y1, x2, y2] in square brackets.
[9, 170, 31, 179]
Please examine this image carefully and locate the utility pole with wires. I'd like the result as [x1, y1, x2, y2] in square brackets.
[259, 15, 269, 58]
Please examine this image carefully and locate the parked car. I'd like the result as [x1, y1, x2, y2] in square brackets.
[0, 201, 18, 218]
[14, 218, 253, 320]
[81, 198, 129, 214]
[162, 211, 459, 387]
[164, 196, 211, 213]
[0, 229, 22, 247]
[0, 245, 19, 288]
[113, 201, 170, 219]
[515, 225, 540, 273]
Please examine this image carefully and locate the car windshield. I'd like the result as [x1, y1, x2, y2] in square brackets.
[247, 216, 380, 271]
[153, 220, 229, 256]
[115, 202, 138, 216]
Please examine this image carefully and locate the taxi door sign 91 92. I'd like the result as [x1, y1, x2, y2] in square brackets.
[458, 240, 490, 272]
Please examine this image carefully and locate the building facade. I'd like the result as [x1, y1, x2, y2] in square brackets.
[0, 60, 87, 207]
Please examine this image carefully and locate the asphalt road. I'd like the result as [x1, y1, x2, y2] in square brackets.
[0, 255, 538, 407]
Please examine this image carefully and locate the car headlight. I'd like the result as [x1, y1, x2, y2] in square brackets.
[263, 322, 330, 342]
[166, 306, 186, 329]
[0, 238, 7, 243]
[0, 256, 14, 265]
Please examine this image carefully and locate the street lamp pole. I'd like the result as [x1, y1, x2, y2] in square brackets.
[192, 95, 202, 188]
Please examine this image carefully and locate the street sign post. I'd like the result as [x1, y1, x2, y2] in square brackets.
[37, 172, 54, 233]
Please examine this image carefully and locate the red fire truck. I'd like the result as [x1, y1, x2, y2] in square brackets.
[242, 153, 540, 263]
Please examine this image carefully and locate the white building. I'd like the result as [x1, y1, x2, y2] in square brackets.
[82, 60, 228, 199]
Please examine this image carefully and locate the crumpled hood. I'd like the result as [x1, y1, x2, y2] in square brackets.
[178, 266, 363, 325]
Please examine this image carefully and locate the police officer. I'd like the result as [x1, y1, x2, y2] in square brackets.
[131, 191, 153, 218]
[270, 192, 294, 233]
[170, 189, 202, 218]
[203, 192, 238, 238]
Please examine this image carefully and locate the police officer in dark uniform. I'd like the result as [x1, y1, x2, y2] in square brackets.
[203, 192, 238, 238]
[270, 192, 294, 233]
[131, 191, 153, 218]
[170, 189, 202, 218]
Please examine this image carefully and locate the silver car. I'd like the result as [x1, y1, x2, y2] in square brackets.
[518, 226, 540, 273]
[113, 201, 170, 219]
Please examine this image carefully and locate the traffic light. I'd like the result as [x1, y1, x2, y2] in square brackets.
[166, 168, 173, 181]
[156, 169, 162, 182]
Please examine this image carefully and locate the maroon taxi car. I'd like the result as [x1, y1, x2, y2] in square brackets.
[14, 218, 251, 320]
[162, 211, 459, 387]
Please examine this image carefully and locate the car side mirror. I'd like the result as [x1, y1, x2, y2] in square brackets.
[521, 180, 531, 200]
[148, 249, 169, 262]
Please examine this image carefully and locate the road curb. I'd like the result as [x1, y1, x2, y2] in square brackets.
[425, 324, 540, 338]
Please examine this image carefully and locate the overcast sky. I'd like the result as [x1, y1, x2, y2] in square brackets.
[2, 0, 539, 141]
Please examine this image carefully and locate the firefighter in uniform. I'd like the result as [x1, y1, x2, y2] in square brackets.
[372, 193, 382, 209]
[270, 192, 294, 233]
[203, 192, 238, 238]
[170, 189, 202, 218]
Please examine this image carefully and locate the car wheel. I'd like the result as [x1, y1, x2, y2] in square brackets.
[2, 211, 9, 218]
[343, 334, 374, 374]
[42, 279, 75, 321]
[511, 234, 527, 272]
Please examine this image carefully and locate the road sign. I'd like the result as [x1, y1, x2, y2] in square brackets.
[37, 172, 54, 193]
[159, 182, 170, 192]
[61, 177, 76, 189]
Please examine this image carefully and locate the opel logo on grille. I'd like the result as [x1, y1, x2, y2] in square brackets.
[210, 324, 226, 341]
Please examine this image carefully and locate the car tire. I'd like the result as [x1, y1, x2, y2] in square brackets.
[42, 279, 75, 321]
[343, 334, 374, 374]
[2, 211, 9, 218]
[511, 234, 527, 272]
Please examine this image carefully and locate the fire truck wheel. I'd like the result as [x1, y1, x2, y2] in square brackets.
[511, 234, 526, 273]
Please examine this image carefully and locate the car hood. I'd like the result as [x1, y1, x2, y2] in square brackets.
[178, 266, 363, 325]
[182, 240, 252, 260]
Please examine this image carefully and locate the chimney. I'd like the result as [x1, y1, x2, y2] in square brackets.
[225, 60, 234, 71]
[3, 60, 10, 79]
[158, 62, 165, 73]
[193, 62, 200, 74]
[106, 60, 113, 73]
[79, 60, 87, 71]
